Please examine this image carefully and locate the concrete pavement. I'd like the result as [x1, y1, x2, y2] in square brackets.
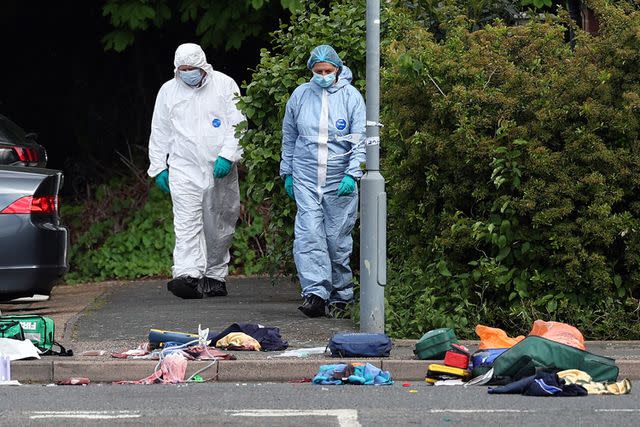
[1, 277, 639, 383]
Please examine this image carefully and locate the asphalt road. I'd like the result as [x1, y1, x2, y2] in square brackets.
[0, 382, 637, 426]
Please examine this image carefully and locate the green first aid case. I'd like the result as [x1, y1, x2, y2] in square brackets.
[414, 328, 458, 360]
[0, 320, 25, 341]
[0, 315, 54, 352]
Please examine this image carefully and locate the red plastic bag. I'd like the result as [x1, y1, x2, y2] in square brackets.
[528, 320, 585, 350]
[475, 325, 525, 350]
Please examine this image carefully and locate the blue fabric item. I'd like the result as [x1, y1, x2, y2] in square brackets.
[328, 332, 393, 357]
[213, 156, 233, 178]
[312, 363, 393, 385]
[312, 72, 337, 88]
[279, 65, 366, 303]
[284, 174, 295, 200]
[471, 348, 508, 369]
[155, 169, 170, 194]
[488, 372, 588, 397]
[336, 175, 356, 196]
[306, 45, 343, 70]
[179, 69, 203, 86]
[209, 323, 288, 351]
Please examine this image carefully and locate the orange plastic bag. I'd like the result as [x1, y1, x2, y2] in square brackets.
[528, 320, 585, 350]
[475, 325, 525, 350]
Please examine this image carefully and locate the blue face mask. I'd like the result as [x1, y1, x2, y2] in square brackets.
[179, 69, 203, 86]
[312, 72, 336, 88]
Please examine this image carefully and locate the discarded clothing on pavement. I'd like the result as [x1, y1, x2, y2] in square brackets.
[558, 369, 632, 395]
[112, 343, 235, 360]
[312, 363, 393, 385]
[114, 352, 188, 385]
[488, 371, 587, 396]
[210, 323, 288, 351]
[216, 332, 261, 351]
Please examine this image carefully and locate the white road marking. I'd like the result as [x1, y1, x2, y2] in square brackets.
[227, 409, 360, 427]
[29, 411, 141, 420]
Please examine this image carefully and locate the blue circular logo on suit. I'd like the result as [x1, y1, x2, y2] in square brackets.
[335, 119, 347, 130]
[212, 118, 222, 128]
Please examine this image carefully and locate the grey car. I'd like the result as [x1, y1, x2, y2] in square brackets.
[0, 114, 47, 167]
[0, 166, 68, 300]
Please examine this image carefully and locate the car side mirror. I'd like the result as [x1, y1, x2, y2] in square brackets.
[25, 132, 39, 141]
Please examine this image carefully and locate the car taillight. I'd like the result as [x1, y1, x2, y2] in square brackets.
[15, 147, 38, 162]
[0, 146, 40, 166]
[0, 195, 58, 214]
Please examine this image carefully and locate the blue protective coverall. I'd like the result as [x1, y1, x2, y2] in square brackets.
[280, 66, 366, 303]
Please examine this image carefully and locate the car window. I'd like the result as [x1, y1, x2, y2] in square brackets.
[0, 115, 27, 143]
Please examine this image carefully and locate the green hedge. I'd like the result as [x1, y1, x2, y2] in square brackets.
[381, 1, 640, 338]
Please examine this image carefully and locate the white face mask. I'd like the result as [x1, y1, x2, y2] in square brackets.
[179, 69, 203, 86]
[312, 72, 336, 88]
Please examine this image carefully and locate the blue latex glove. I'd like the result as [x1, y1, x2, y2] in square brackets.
[284, 175, 295, 200]
[336, 175, 356, 196]
[213, 156, 233, 178]
[155, 169, 170, 194]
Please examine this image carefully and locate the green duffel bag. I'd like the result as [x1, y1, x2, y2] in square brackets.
[492, 336, 619, 383]
[414, 328, 458, 360]
[0, 315, 72, 356]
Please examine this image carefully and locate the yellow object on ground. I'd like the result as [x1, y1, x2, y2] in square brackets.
[558, 369, 632, 395]
[216, 332, 261, 351]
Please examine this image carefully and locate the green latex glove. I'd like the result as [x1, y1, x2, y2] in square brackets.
[284, 175, 295, 200]
[155, 169, 170, 194]
[213, 156, 233, 178]
[337, 175, 356, 196]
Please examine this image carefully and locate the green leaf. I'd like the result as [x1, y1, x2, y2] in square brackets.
[496, 246, 511, 262]
[437, 260, 452, 277]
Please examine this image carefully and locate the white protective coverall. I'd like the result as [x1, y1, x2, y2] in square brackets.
[148, 43, 244, 281]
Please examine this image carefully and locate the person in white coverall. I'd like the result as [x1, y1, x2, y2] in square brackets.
[148, 43, 244, 299]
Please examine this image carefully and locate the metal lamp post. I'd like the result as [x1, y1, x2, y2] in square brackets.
[360, 0, 386, 333]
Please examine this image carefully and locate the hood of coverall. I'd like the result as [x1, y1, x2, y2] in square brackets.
[173, 43, 215, 82]
[325, 65, 353, 94]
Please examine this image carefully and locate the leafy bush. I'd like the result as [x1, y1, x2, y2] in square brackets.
[62, 179, 174, 282]
[381, 0, 640, 339]
[236, 0, 368, 277]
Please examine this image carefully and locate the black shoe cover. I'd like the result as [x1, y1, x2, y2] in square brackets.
[167, 276, 204, 299]
[204, 277, 228, 297]
[298, 294, 327, 318]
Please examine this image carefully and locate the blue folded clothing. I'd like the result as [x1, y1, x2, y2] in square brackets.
[312, 363, 393, 385]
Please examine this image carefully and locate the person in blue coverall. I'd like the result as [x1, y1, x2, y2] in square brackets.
[280, 45, 366, 318]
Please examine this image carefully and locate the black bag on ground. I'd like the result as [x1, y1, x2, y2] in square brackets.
[328, 332, 393, 357]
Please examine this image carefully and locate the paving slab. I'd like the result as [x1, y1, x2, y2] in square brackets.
[74, 277, 355, 349]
